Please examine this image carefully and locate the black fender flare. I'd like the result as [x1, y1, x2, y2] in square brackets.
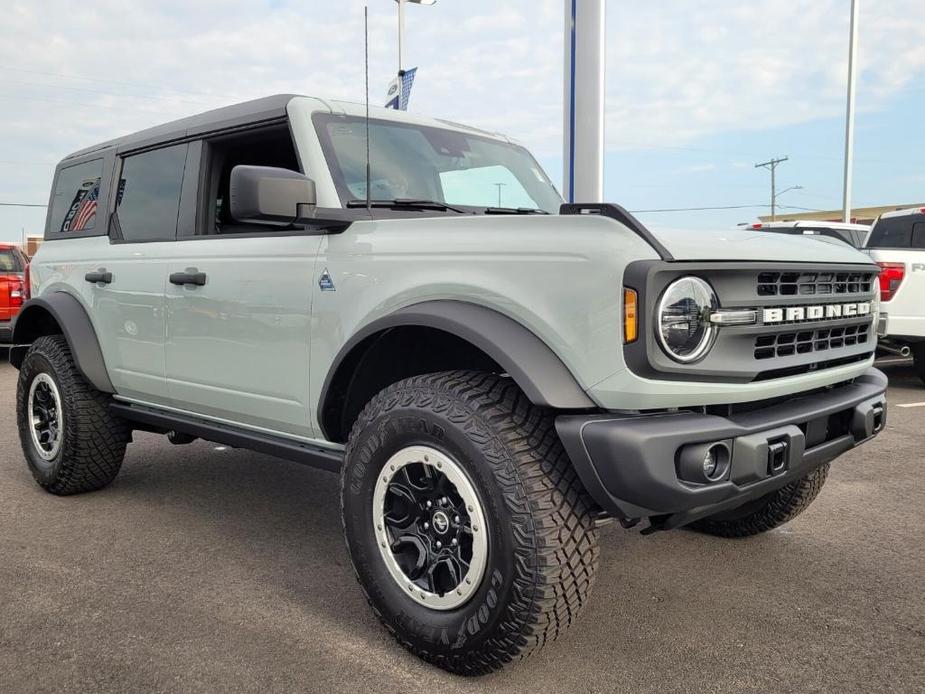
[10, 293, 115, 393]
[318, 301, 596, 434]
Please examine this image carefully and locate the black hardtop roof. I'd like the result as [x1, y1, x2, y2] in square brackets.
[62, 94, 306, 162]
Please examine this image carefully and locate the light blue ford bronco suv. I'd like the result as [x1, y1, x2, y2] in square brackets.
[11, 95, 887, 674]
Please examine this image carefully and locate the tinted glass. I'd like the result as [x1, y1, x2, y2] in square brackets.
[866, 213, 925, 249]
[49, 159, 104, 234]
[116, 144, 188, 242]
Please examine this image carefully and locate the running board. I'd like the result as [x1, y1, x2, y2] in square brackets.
[110, 402, 344, 473]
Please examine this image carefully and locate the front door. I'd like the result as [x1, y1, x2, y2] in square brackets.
[162, 125, 322, 438]
[163, 234, 322, 438]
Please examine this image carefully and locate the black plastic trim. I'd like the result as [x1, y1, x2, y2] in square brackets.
[556, 368, 887, 530]
[560, 203, 674, 261]
[110, 402, 343, 473]
[318, 300, 595, 439]
[10, 293, 114, 392]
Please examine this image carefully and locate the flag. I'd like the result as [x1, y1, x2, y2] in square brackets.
[385, 67, 417, 110]
[61, 178, 100, 232]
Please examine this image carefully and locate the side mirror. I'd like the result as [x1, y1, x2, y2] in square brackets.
[229, 165, 316, 225]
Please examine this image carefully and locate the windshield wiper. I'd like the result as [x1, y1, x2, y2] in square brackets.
[346, 198, 470, 214]
[483, 207, 550, 215]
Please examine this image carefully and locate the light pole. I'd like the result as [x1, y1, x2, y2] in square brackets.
[842, 0, 860, 223]
[755, 156, 789, 222]
[563, 0, 606, 203]
[774, 185, 804, 216]
[395, 0, 435, 98]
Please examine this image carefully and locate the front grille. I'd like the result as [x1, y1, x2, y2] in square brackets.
[754, 353, 873, 381]
[757, 271, 875, 297]
[755, 323, 871, 360]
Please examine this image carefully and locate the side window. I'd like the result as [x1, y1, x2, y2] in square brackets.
[115, 144, 188, 242]
[912, 223, 925, 249]
[48, 159, 104, 234]
[202, 127, 300, 235]
[440, 164, 538, 209]
[0, 249, 16, 272]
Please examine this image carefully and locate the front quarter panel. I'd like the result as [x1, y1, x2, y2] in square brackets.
[308, 214, 659, 428]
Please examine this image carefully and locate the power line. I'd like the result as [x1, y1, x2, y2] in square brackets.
[0, 64, 223, 98]
[630, 203, 823, 214]
[0, 202, 47, 208]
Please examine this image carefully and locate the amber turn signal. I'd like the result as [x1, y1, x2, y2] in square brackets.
[623, 288, 638, 344]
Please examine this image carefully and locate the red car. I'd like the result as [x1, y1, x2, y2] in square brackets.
[0, 243, 29, 343]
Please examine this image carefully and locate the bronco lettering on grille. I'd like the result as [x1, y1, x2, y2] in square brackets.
[763, 302, 871, 324]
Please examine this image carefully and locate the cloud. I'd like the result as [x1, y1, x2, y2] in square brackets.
[1, 0, 924, 238]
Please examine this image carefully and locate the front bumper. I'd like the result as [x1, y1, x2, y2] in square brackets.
[557, 368, 887, 531]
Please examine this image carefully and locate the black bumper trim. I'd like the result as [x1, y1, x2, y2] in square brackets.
[556, 368, 887, 530]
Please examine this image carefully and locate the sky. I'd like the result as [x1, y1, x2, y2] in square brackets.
[1, 0, 924, 242]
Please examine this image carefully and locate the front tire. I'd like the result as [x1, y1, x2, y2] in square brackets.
[690, 464, 829, 538]
[341, 371, 600, 675]
[16, 335, 129, 495]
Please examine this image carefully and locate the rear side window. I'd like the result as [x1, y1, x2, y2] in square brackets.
[49, 159, 104, 234]
[866, 215, 925, 249]
[115, 144, 188, 242]
[0, 249, 19, 272]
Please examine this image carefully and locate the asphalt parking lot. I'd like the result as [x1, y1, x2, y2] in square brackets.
[1, 355, 922, 694]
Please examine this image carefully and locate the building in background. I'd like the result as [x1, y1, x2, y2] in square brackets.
[12, 236, 43, 257]
[761, 203, 925, 226]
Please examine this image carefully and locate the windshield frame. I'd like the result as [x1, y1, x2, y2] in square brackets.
[312, 112, 562, 215]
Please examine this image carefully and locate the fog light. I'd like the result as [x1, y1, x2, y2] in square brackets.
[703, 449, 718, 478]
[678, 442, 731, 483]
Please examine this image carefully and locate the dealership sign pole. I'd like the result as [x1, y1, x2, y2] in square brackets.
[563, 0, 606, 203]
[842, 0, 860, 223]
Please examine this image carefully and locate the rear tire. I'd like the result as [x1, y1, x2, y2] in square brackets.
[913, 343, 925, 386]
[341, 371, 600, 675]
[16, 335, 129, 495]
[690, 465, 829, 538]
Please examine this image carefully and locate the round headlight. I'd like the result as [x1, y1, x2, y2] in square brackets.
[656, 277, 718, 363]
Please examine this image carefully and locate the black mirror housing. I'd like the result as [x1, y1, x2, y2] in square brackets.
[229, 165, 317, 224]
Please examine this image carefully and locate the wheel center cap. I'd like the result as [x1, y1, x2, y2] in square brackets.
[432, 511, 450, 534]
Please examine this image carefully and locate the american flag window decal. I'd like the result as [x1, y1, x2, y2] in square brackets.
[60, 177, 101, 233]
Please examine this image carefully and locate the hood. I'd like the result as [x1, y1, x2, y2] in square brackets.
[647, 226, 874, 264]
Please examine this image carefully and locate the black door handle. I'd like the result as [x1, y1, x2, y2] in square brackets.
[169, 270, 207, 287]
[85, 269, 113, 284]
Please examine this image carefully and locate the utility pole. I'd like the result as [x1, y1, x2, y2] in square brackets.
[493, 183, 507, 207]
[755, 156, 789, 222]
[842, 0, 860, 223]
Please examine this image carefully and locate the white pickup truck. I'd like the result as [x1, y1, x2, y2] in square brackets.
[865, 207, 925, 383]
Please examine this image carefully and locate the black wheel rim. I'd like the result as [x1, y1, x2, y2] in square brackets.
[373, 446, 488, 610]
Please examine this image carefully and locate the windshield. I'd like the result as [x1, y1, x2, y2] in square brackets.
[313, 114, 562, 214]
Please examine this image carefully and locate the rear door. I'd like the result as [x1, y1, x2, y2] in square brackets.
[163, 125, 323, 438]
[85, 144, 193, 402]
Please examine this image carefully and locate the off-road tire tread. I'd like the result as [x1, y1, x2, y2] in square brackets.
[690, 464, 829, 538]
[17, 335, 128, 495]
[342, 370, 600, 675]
